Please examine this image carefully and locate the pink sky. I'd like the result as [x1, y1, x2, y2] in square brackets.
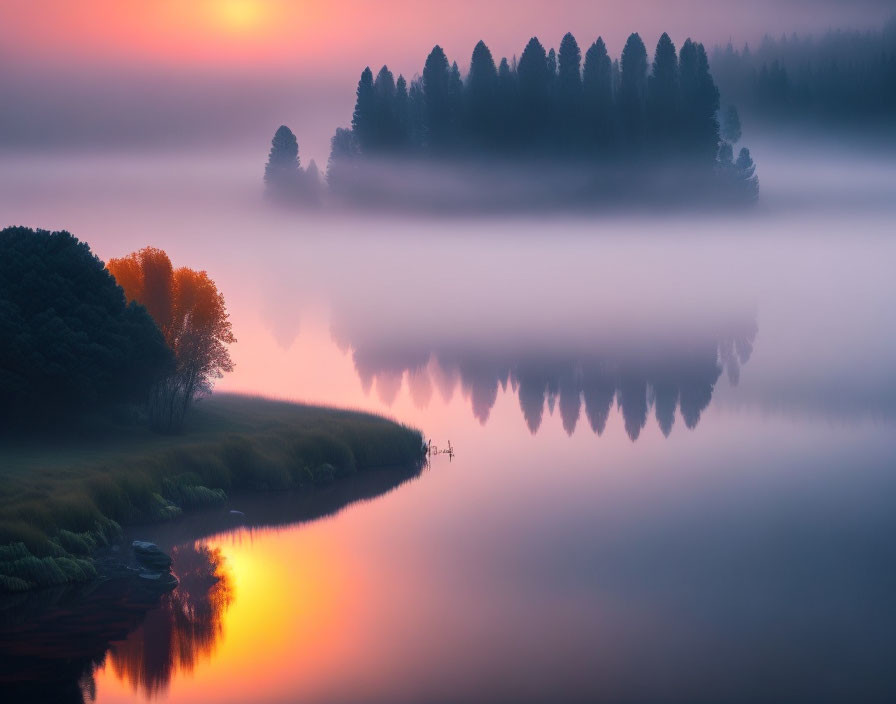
[1, 0, 892, 159]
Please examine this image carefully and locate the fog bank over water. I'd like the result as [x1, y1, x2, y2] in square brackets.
[2, 135, 893, 431]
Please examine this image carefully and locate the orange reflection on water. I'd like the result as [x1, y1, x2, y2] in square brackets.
[95, 525, 355, 703]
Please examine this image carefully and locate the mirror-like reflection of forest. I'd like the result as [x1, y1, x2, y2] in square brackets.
[0, 465, 422, 703]
[342, 315, 757, 440]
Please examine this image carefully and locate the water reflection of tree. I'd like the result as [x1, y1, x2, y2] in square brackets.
[106, 543, 233, 698]
[348, 320, 757, 441]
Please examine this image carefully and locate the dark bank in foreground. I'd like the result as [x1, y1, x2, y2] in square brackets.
[0, 394, 426, 593]
[0, 461, 425, 702]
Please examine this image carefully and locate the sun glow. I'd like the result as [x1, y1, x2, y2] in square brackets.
[215, 0, 270, 33]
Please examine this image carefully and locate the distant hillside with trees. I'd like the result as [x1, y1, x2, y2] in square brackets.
[710, 17, 896, 126]
[265, 31, 760, 210]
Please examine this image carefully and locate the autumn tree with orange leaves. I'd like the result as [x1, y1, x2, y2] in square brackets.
[108, 248, 235, 431]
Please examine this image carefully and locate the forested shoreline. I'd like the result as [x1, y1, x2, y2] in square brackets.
[0, 227, 426, 593]
[265, 31, 760, 210]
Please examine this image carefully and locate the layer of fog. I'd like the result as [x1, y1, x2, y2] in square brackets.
[1, 135, 894, 422]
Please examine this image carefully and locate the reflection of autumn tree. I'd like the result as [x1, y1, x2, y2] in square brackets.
[108, 248, 235, 431]
[107, 543, 233, 698]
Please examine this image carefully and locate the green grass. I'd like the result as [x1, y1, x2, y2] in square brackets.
[0, 394, 425, 591]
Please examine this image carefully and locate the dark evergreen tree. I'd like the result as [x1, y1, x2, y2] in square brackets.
[423, 45, 451, 150]
[263, 125, 301, 200]
[583, 38, 614, 152]
[467, 40, 498, 145]
[557, 32, 583, 148]
[619, 33, 649, 153]
[0, 227, 171, 426]
[517, 37, 551, 145]
[647, 33, 679, 154]
[679, 39, 720, 162]
[351, 67, 376, 152]
[373, 65, 398, 149]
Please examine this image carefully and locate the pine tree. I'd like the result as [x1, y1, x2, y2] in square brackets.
[583, 38, 614, 152]
[264, 125, 300, 201]
[619, 33, 648, 153]
[352, 67, 376, 152]
[467, 40, 498, 144]
[647, 33, 680, 155]
[679, 39, 720, 162]
[517, 37, 551, 145]
[423, 46, 451, 150]
[373, 65, 397, 148]
[557, 32, 583, 148]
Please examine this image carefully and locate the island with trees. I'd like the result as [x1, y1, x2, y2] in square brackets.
[265, 31, 760, 210]
[0, 226, 425, 593]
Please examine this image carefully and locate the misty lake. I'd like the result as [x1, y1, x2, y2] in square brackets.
[1, 139, 895, 703]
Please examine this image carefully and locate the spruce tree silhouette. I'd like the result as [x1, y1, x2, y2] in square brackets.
[583, 38, 614, 153]
[735, 147, 759, 203]
[557, 32, 583, 148]
[467, 41, 498, 145]
[352, 67, 376, 152]
[423, 46, 451, 150]
[647, 33, 680, 155]
[263, 125, 301, 201]
[517, 37, 551, 146]
[619, 33, 649, 154]
[679, 39, 720, 162]
[373, 65, 398, 149]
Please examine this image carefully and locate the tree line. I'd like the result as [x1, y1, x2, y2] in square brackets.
[0, 227, 235, 432]
[265, 31, 759, 206]
[342, 32, 728, 159]
[710, 18, 896, 124]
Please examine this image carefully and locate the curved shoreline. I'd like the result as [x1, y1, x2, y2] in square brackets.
[0, 394, 426, 593]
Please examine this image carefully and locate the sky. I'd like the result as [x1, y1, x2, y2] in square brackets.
[1, 0, 894, 161]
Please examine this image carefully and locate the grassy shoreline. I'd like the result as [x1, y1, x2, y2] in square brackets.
[0, 394, 425, 593]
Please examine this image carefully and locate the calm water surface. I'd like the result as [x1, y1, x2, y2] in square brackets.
[1, 144, 895, 702]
